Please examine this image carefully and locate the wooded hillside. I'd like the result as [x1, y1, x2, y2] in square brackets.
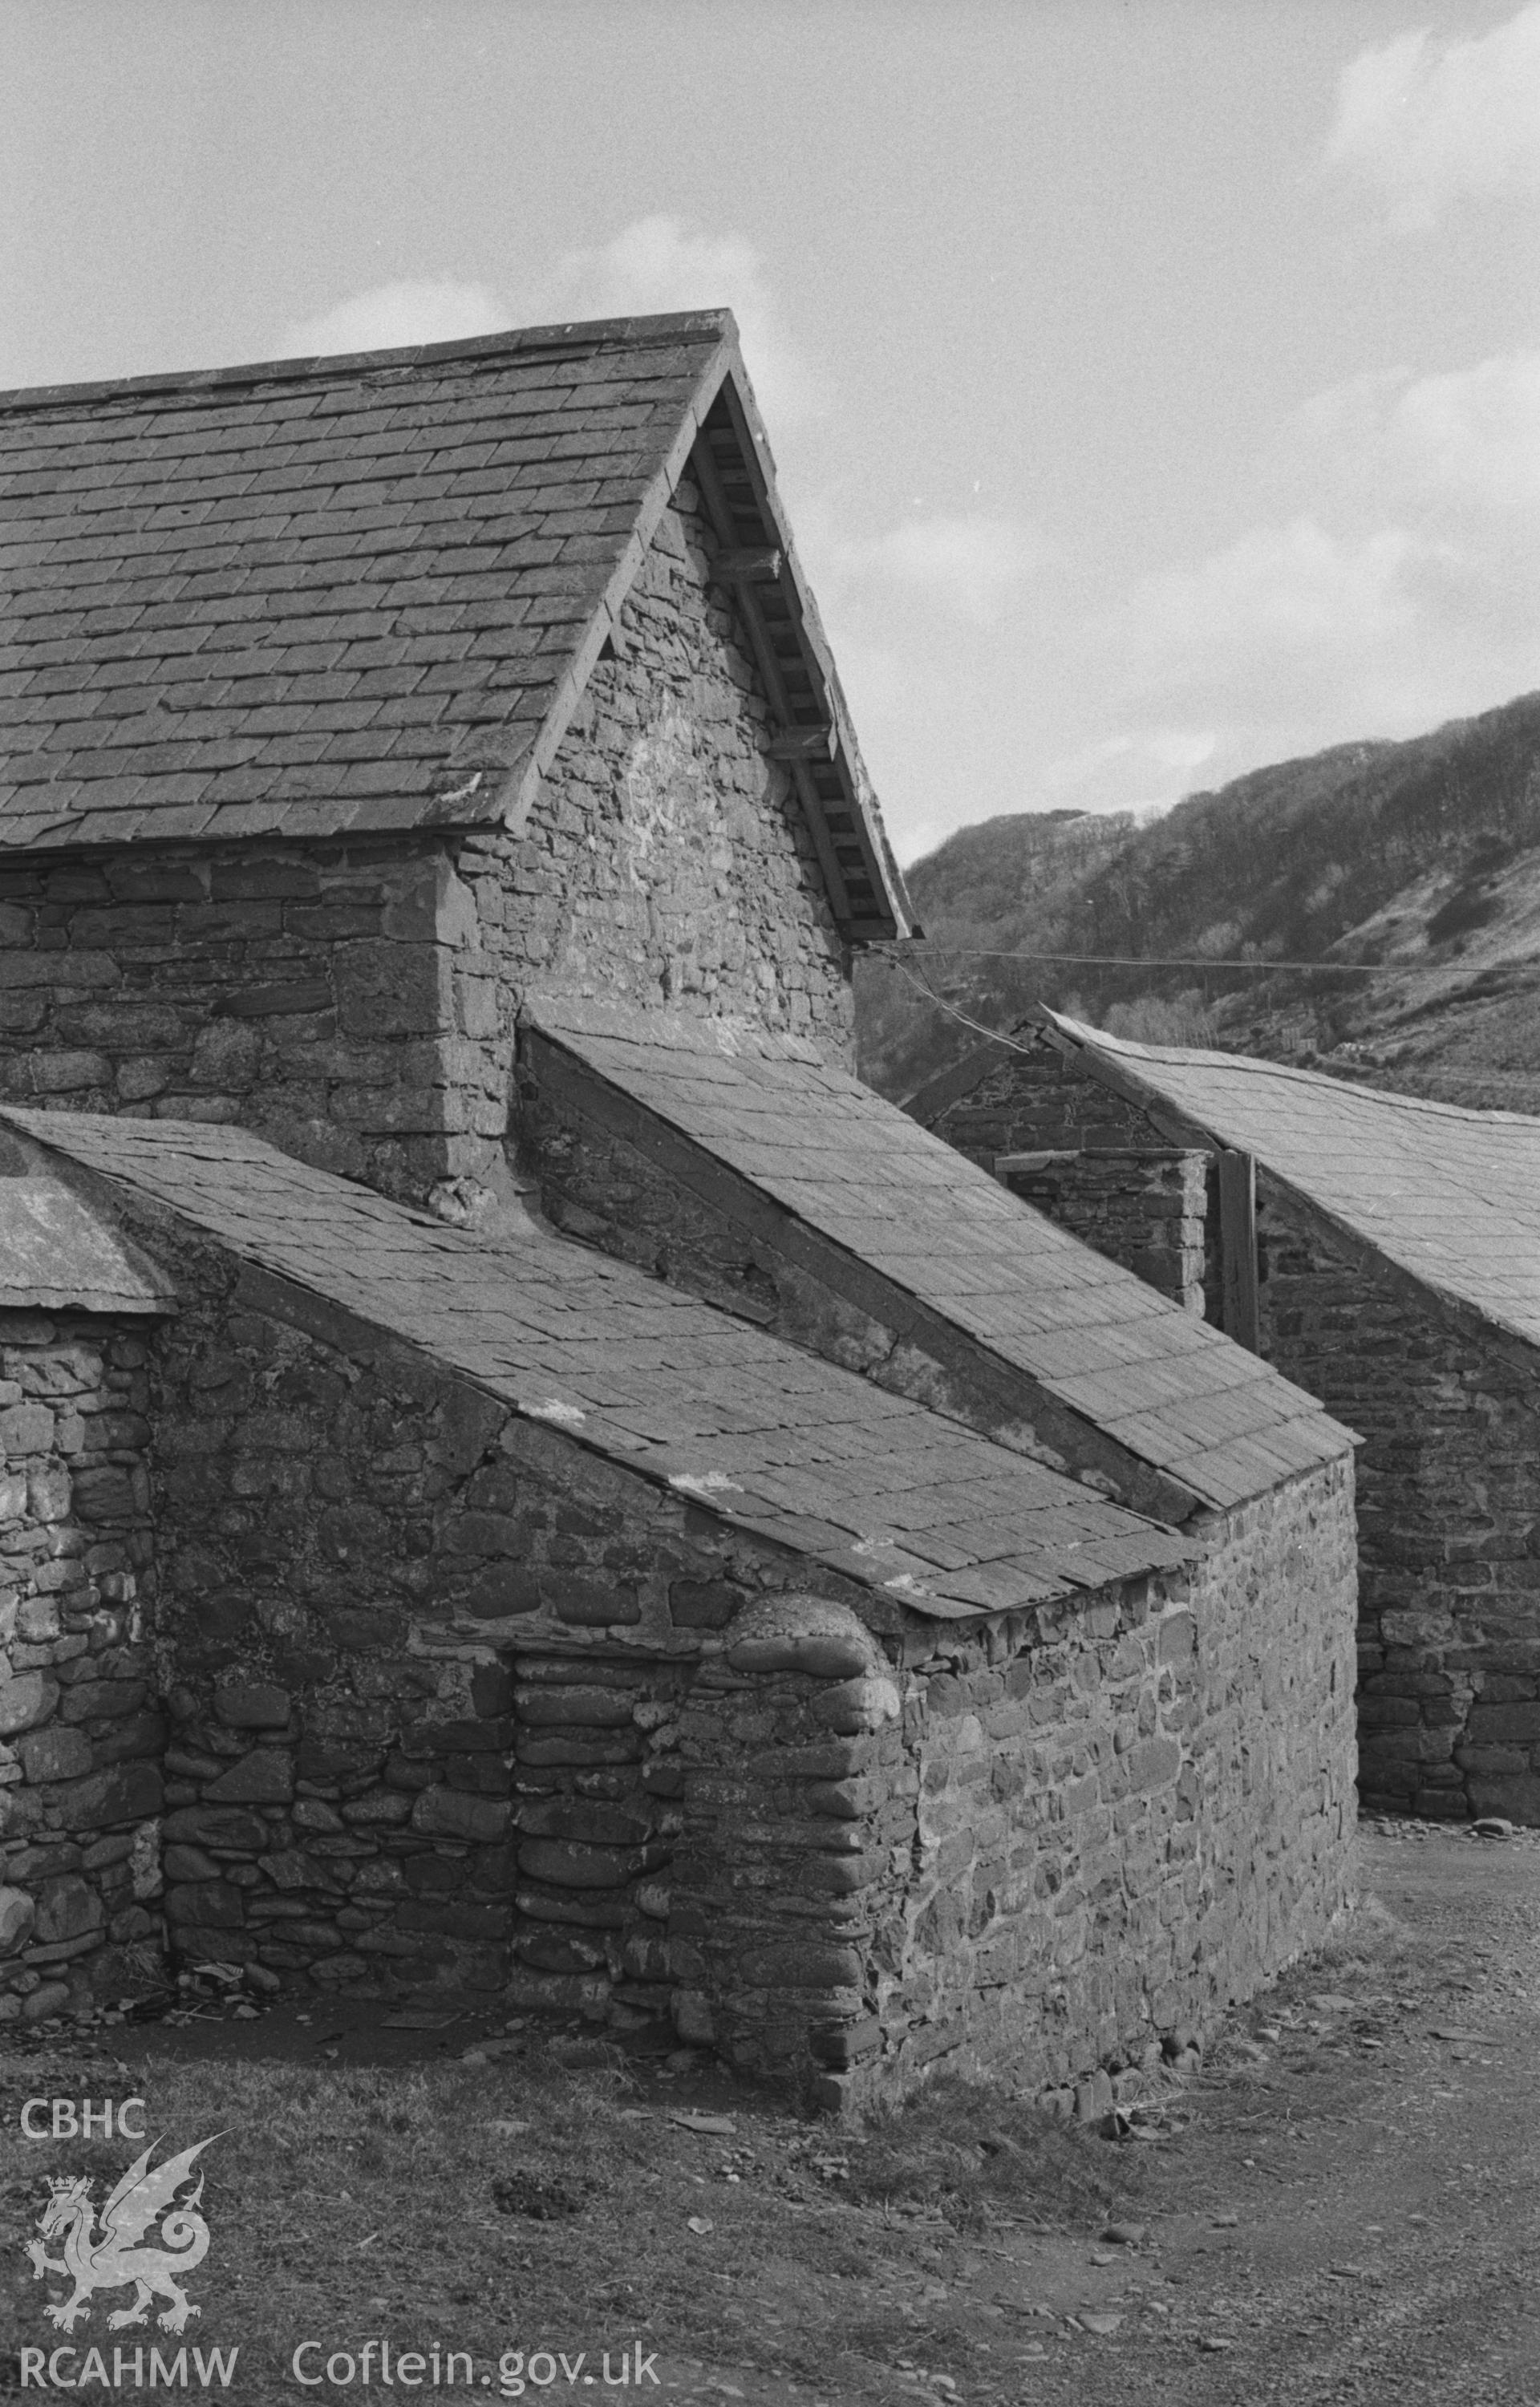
[857, 689, 1540, 1113]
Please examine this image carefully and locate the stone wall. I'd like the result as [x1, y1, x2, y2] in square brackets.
[927, 1042, 1227, 1322]
[0, 1210, 1361, 2094]
[667, 1599, 910, 2112]
[460, 480, 854, 1071]
[930, 1038, 1159, 1171]
[865, 1457, 1359, 2110]
[507, 1648, 690, 2025]
[649, 1463, 1358, 2114]
[1257, 1187, 1540, 1825]
[0, 484, 857, 1218]
[138, 1210, 891, 2001]
[998, 1149, 1207, 1313]
[0, 841, 496, 1207]
[510, 1501, 1360, 2120]
[0, 1311, 164, 2022]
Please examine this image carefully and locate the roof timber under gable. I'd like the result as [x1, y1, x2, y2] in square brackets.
[0, 311, 915, 942]
[688, 384, 910, 942]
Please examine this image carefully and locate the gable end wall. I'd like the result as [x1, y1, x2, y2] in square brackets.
[873, 1460, 1356, 2109]
[460, 480, 855, 1080]
[930, 1038, 1165, 1168]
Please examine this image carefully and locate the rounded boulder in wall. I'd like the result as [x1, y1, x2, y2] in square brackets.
[33, 1874, 103, 1947]
[723, 1595, 888, 1683]
[0, 1672, 59, 1739]
[0, 1885, 36, 1955]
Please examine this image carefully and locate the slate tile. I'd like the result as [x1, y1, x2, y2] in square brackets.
[532, 1006, 1352, 1514]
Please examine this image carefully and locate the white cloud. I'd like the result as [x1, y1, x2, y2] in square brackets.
[1100, 504, 1540, 775]
[1121, 520, 1423, 671]
[1047, 728, 1216, 790]
[282, 278, 509, 358]
[519, 213, 821, 430]
[1145, 727, 1219, 773]
[1290, 351, 1540, 514]
[1327, 5, 1540, 227]
[277, 217, 818, 432]
[802, 509, 1047, 627]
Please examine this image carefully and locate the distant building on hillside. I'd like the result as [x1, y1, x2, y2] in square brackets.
[914, 1013, 1540, 1826]
[0, 313, 1356, 2107]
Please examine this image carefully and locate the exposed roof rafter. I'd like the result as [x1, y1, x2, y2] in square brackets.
[687, 378, 917, 944]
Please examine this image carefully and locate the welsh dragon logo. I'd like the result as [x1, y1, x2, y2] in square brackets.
[27, 2136, 216, 2335]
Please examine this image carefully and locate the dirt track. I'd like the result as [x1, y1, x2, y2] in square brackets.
[670, 1820, 1540, 2407]
[1014, 1820, 1540, 2407]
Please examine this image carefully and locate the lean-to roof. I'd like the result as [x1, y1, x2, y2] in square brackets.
[2, 1105, 1194, 1618]
[524, 999, 1353, 1512]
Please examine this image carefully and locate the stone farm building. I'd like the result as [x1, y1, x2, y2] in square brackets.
[916, 1009, 1540, 1830]
[0, 311, 1357, 2109]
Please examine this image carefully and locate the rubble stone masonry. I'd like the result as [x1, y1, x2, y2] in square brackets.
[0, 346, 1366, 2093]
[863, 1459, 1358, 2110]
[0, 839, 484, 1206]
[136, 1204, 898, 2017]
[931, 1042, 1159, 1173]
[663, 1461, 1357, 2113]
[996, 1149, 1208, 1314]
[0, 487, 853, 1216]
[462, 482, 853, 1071]
[1257, 1191, 1540, 1826]
[7, 1181, 1358, 2101]
[0, 1311, 163, 2022]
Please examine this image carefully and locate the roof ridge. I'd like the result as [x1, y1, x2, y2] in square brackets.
[0, 307, 737, 418]
[1045, 1011, 1540, 1131]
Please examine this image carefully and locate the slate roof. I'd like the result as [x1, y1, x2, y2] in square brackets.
[0, 313, 908, 934]
[2, 1105, 1194, 1617]
[1044, 1011, 1540, 1355]
[524, 1000, 1353, 1513]
[0, 1126, 172, 1314]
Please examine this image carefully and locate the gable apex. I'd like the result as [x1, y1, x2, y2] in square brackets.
[497, 352, 916, 941]
[0, 311, 914, 939]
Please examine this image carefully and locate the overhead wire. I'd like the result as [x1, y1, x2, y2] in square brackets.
[873, 949, 1045, 1058]
[866, 939, 1379, 974]
[869, 938, 1360, 1064]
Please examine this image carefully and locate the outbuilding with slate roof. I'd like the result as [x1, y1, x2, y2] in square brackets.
[917, 1009, 1540, 1827]
[0, 309, 906, 1203]
[0, 316, 1360, 2105]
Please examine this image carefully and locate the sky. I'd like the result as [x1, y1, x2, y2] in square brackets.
[2, 0, 1539, 864]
